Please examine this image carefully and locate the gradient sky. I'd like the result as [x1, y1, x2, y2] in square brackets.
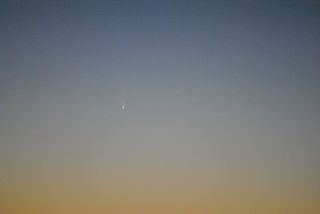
[1, 0, 320, 213]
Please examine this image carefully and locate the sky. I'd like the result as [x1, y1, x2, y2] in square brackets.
[1, 0, 320, 213]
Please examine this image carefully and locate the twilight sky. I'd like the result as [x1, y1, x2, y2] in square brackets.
[1, 0, 320, 213]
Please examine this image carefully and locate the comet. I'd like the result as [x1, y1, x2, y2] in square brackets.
[121, 96, 126, 110]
